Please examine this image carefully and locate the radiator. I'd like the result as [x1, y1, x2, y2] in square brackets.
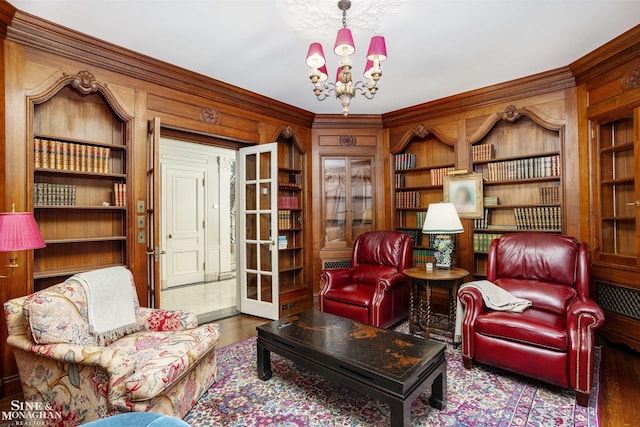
[596, 281, 640, 321]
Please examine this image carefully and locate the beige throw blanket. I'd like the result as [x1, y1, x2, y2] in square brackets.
[69, 266, 139, 345]
[454, 280, 532, 343]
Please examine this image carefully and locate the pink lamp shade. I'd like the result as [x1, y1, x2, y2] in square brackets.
[306, 42, 326, 68]
[366, 36, 387, 61]
[0, 212, 46, 252]
[317, 65, 329, 82]
[334, 27, 355, 56]
[364, 59, 374, 79]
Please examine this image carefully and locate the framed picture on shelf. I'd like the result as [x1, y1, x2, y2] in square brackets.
[444, 173, 484, 218]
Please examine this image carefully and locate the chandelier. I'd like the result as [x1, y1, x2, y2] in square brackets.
[305, 0, 387, 117]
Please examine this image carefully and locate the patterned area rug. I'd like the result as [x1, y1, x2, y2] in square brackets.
[184, 329, 600, 427]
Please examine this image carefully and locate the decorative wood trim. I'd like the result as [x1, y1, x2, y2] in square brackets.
[391, 123, 456, 154]
[339, 135, 356, 146]
[622, 68, 640, 91]
[570, 24, 640, 83]
[267, 125, 308, 154]
[382, 67, 575, 128]
[466, 104, 564, 144]
[200, 107, 220, 125]
[0, 1, 16, 39]
[7, 11, 314, 127]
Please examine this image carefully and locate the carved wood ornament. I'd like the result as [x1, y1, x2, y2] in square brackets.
[200, 107, 220, 124]
[68, 70, 100, 94]
[622, 68, 640, 91]
[339, 135, 357, 146]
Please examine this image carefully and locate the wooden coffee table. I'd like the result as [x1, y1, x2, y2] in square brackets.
[257, 310, 447, 427]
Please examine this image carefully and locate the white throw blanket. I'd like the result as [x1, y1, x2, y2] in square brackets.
[69, 266, 139, 345]
[454, 280, 532, 343]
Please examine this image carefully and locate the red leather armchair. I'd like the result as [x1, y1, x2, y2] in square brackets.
[458, 233, 604, 406]
[319, 231, 413, 328]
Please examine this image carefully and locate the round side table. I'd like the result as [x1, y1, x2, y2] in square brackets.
[404, 267, 470, 339]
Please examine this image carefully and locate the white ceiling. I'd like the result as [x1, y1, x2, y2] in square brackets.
[9, 0, 640, 115]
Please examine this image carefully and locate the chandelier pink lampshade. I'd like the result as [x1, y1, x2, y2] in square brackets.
[334, 27, 355, 56]
[305, 42, 326, 68]
[366, 36, 387, 61]
[364, 59, 374, 79]
[0, 212, 46, 252]
[317, 65, 329, 82]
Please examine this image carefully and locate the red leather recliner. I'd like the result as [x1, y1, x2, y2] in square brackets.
[319, 231, 413, 328]
[458, 233, 605, 406]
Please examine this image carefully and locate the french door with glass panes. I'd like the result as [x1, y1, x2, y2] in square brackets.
[238, 143, 279, 319]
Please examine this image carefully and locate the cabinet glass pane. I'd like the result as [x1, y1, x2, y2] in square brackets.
[598, 115, 636, 258]
[351, 158, 373, 241]
[324, 158, 346, 246]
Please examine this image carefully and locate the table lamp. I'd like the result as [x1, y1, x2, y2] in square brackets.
[0, 207, 46, 279]
[422, 202, 463, 269]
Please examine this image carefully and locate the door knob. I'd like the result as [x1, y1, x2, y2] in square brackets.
[626, 201, 640, 207]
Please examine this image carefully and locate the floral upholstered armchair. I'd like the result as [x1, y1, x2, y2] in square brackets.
[4, 266, 220, 426]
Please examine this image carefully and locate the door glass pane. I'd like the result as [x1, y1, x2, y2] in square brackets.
[260, 183, 271, 210]
[246, 184, 257, 210]
[323, 158, 346, 247]
[245, 214, 257, 240]
[246, 272, 257, 300]
[260, 243, 272, 271]
[246, 243, 257, 270]
[351, 158, 373, 241]
[598, 116, 636, 258]
[260, 152, 271, 179]
[261, 275, 273, 303]
[260, 213, 272, 241]
[246, 154, 256, 181]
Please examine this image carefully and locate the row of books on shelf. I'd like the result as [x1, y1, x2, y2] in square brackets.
[34, 183, 77, 206]
[480, 155, 560, 182]
[473, 209, 491, 229]
[540, 186, 561, 205]
[112, 183, 127, 207]
[514, 206, 561, 230]
[484, 196, 499, 206]
[278, 210, 300, 229]
[431, 167, 455, 186]
[278, 235, 288, 250]
[281, 171, 302, 187]
[412, 249, 434, 267]
[394, 153, 416, 170]
[278, 196, 299, 209]
[395, 191, 421, 209]
[473, 233, 503, 252]
[397, 229, 445, 249]
[472, 144, 494, 162]
[34, 138, 112, 173]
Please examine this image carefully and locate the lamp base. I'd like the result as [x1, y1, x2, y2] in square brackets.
[433, 234, 454, 270]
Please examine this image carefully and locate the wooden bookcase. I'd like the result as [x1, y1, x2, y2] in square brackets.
[393, 135, 456, 268]
[470, 109, 563, 278]
[276, 136, 313, 317]
[29, 74, 132, 292]
[277, 140, 305, 295]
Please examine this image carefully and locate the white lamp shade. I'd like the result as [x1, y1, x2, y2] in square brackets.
[422, 202, 464, 234]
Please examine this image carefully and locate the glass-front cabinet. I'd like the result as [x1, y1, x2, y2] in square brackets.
[593, 110, 640, 266]
[322, 156, 374, 248]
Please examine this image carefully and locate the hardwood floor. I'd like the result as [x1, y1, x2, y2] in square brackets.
[1, 313, 638, 427]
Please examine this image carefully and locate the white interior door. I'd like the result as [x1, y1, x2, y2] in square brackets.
[238, 143, 279, 320]
[162, 163, 206, 288]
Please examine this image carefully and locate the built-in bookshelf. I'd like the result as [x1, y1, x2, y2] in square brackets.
[393, 135, 456, 267]
[30, 80, 131, 292]
[277, 140, 306, 302]
[470, 111, 563, 277]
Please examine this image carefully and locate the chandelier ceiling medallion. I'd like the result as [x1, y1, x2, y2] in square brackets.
[305, 0, 387, 117]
